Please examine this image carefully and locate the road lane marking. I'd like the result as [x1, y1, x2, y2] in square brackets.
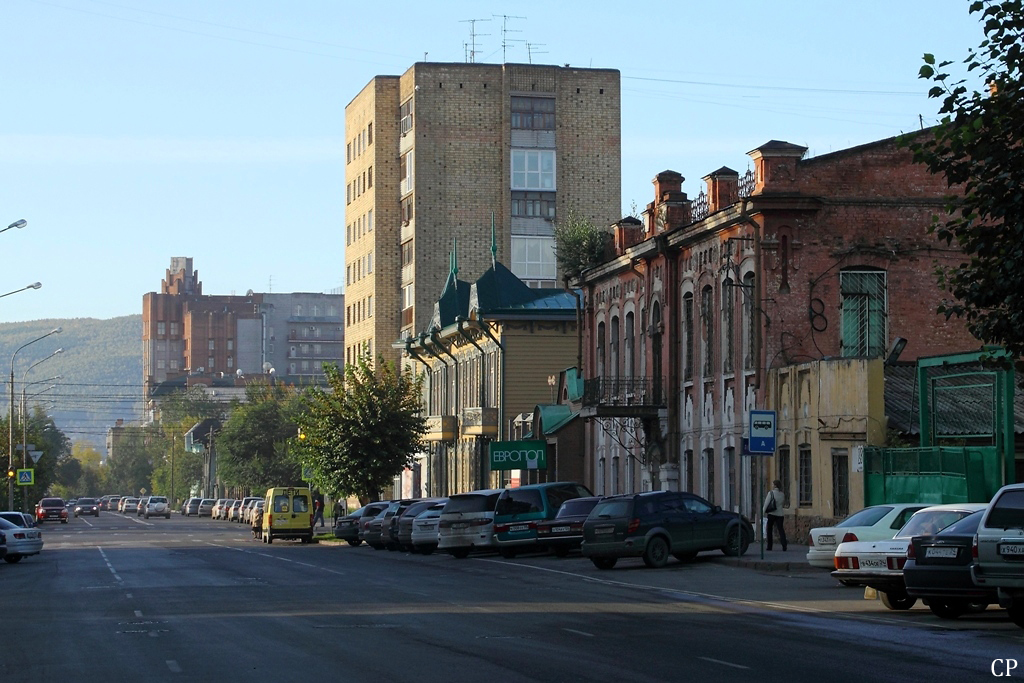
[134, 610, 143, 617]
[80, 518, 94, 527]
[166, 661, 181, 673]
[126, 593, 133, 599]
[96, 547, 123, 583]
[202, 541, 349, 576]
[562, 628, 594, 637]
[699, 656, 750, 670]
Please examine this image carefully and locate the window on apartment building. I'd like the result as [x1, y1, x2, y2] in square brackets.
[401, 197, 414, 224]
[346, 184, 351, 205]
[724, 447, 736, 510]
[400, 151, 413, 194]
[157, 359, 166, 370]
[624, 312, 635, 378]
[511, 191, 556, 219]
[300, 344, 309, 355]
[511, 236, 556, 282]
[684, 449, 694, 493]
[367, 123, 372, 145]
[400, 99, 414, 135]
[301, 360, 309, 372]
[682, 292, 694, 381]
[703, 448, 715, 505]
[401, 239, 414, 266]
[170, 322, 179, 335]
[368, 208, 373, 231]
[722, 278, 734, 374]
[401, 283, 414, 327]
[840, 268, 887, 358]
[227, 339, 233, 351]
[701, 285, 714, 377]
[367, 165, 373, 188]
[227, 356, 233, 368]
[511, 96, 555, 130]
[295, 305, 303, 316]
[610, 316, 620, 377]
[511, 150, 556, 190]
[346, 141, 351, 164]
[596, 322, 606, 377]
[207, 357, 214, 370]
[208, 339, 215, 350]
[170, 359, 179, 370]
[368, 251, 373, 274]
[743, 272, 755, 370]
[832, 448, 850, 517]
[313, 326, 321, 338]
[289, 362, 297, 374]
[368, 295, 373, 317]
[798, 444, 813, 507]
[776, 445, 790, 506]
[346, 265, 351, 285]
[157, 322, 165, 335]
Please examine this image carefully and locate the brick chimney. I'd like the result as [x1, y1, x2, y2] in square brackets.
[703, 166, 739, 213]
[613, 216, 644, 255]
[747, 140, 807, 194]
[645, 170, 690, 234]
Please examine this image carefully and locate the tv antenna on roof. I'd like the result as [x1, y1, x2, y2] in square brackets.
[460, 18, 490, 63]
[493, 14, 525, 62]
[526, 42, 547, 65]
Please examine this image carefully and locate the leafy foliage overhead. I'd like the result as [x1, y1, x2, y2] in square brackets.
[297, 358, 426, 502]
[907, 1, 1024, 360]
[553, 208, 611, 285]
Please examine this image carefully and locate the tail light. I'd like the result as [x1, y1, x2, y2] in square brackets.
[887, 556, 907, 570]
[972, 534, 979, 559]
[13, 532, 25, 539]
[470, 519, 493, 527]
[808, 533, 815, 547]
[834, 556, 861, 570]
[841, 532, 858, 543]
[627, 518, 640, 533]
[907, 543, 916, 560]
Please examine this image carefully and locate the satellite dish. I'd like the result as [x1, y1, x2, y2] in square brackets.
[236, 369, 244, 377]
[262, 362, 272, 372]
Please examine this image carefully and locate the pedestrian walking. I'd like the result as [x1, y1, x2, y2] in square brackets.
[332, 498, 343, 527]
[763, 480, 787, 551]
[312, 498, 325, 528]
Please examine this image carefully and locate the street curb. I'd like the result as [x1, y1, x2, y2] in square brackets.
[726, 559, 824, 573]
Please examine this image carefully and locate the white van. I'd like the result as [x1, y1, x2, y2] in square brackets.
[437, 489, 503, 559]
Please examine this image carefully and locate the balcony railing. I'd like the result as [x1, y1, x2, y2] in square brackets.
[461, 407, 498, 437]
[582, 376, 664, 408]
[424, 415, 457, 442]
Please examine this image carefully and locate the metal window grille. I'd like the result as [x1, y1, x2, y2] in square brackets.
[840, 270, 887, 357]
[798, 444, 813, 507]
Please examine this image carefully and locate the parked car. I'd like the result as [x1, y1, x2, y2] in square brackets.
[219, 500, 237, 520]
[198, 499, 216, 517]
[379, 499, 421, 550]
[238, 497, 262, 523]
[0, 529, 6, 561]
[0, 514, 43, 563]
[904, 510, 993, 618]
[227, 499, 244, 522]
[65, 499, 77, 510]
[397, 499, 446, 551]
[182, 498, 201, 516]
[144, 496, 171, 519]
[35, 497, 68, 524]
[262, 487, 314, 544]
[437, 489, 504, 559]
[536, 496, 602, 556]
[336, 502, 388, 546]
[832, 503, 987, 610]
[410, 502, 447, 555]
[581, 491, 754, 570]
[210, 499, 228, 519]
[121, 497, 140, 514]
[972, 483, 1024, 627]
[362, 509, 389, 550]
[107, 496, 122, 512]
[137, 497, 151, 516]
[74, 497, 100, 517]
[493, 483, 593, 558]
[806, 503, 930, 568]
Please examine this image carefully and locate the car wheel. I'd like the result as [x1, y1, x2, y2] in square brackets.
[591, 557, 617, 570]
[880, 590, 917, 610]
[347, 539, 362, 547]
[1008, 603, 1024, 628]
[643, 536, 669, 568]
[967, 601, 989, 613]
[449, 548, 470, 559]
[721, 528, 750, 557]
[928, 600, 968, 619]
[4, 555, 22, 563]
[673, 551, 698, 562]
[498, 547, 518, 559]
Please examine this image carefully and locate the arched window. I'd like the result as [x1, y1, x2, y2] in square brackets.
[722, 278, 734, 374]
[610, 315, 620, 378]
[840, 268, 887, 357]
[743, 272, 756, 370]
[596, 321, 606, 378]
[651, 303, 662, 401]
[682, 293, 694, 381]
[624, 312, 635, 378]
[701, 285, 714, 377]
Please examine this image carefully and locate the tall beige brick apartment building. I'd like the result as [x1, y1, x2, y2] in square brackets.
[343, 62, 621, 365]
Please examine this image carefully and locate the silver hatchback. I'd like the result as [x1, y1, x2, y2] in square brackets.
[437, 489, 503, 559]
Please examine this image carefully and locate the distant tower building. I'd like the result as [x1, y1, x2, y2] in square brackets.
[343, 62, 621, 366]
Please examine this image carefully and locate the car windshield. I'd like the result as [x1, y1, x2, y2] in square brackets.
[151, 497, 167, 503]
[590, 499, 631, 519]
[557, 498, 600, 518]
[936, 510, 984, 535]
[0, 513, 28, 526]
[40, 498, 63, 506]
[897, 509, 977, 538]
[78, 498, 96, 504]
[835, 506, 893, 528]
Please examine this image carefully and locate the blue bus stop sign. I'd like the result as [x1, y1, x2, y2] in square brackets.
[748, 410, 777, 454]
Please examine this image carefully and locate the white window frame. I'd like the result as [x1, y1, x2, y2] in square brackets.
[511, 149, 556, 191]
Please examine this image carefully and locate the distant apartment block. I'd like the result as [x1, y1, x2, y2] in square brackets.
[344, 62, 621, 366]
[142, 257, 344, 400]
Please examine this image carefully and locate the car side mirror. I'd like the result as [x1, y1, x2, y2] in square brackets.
[713, 505, 721, 514]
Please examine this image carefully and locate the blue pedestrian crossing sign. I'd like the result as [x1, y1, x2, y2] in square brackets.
[301, 466, 314, 482]
[16, 468, 34, 486]
[748, 410, 777, 454]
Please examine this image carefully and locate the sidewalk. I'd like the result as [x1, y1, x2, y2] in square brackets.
[709, 542, 824, 573]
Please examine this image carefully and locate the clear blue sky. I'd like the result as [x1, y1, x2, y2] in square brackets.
[1, 0, 986, 323]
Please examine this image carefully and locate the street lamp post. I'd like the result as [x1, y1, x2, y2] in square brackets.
[0, 219, 27, 235]
[0, 282, 42, 299]
[8, 328, 61, 510]
[21, 357, 62, 509]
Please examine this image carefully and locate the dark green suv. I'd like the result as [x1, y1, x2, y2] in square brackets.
[581, 491, 753, 569]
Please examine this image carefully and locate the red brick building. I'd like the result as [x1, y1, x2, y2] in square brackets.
[578, 133, 975, 518]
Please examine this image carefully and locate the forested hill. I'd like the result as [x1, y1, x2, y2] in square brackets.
[0, 315, 142, 453]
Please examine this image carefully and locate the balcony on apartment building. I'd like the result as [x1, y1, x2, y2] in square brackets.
[580, 376, 665, 418]
[461, 407, 498, 438]
[287, 330, 344, 342]
[424, 415, 457, 443]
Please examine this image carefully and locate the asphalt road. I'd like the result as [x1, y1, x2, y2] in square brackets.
[0, 511, 1018, 682]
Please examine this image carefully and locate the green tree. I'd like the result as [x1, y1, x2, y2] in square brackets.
[907, 0, 1024, 359]
[107, 425, 159, 496]
[150, 386, 223, 502]
[553, 209, 611, 370]
[216, 381, 303, 492]
[297, 357, 426, 502]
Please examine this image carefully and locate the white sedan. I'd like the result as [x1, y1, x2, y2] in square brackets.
[831, 503, 988, 609]
[0, 512, 44, 563]
[806, 503, 930, 568]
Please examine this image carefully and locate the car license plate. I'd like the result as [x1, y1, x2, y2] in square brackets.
[452, 522, 468, 530]
[509, 524, 529, 532]
[859, 557, 886, 568]
[594, 525, 614, 535]
[1000, 543, 1024, 556]
[818, 534, 835, 545]
[552, 526, 571, 533]
[924, 547, 958, 559]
